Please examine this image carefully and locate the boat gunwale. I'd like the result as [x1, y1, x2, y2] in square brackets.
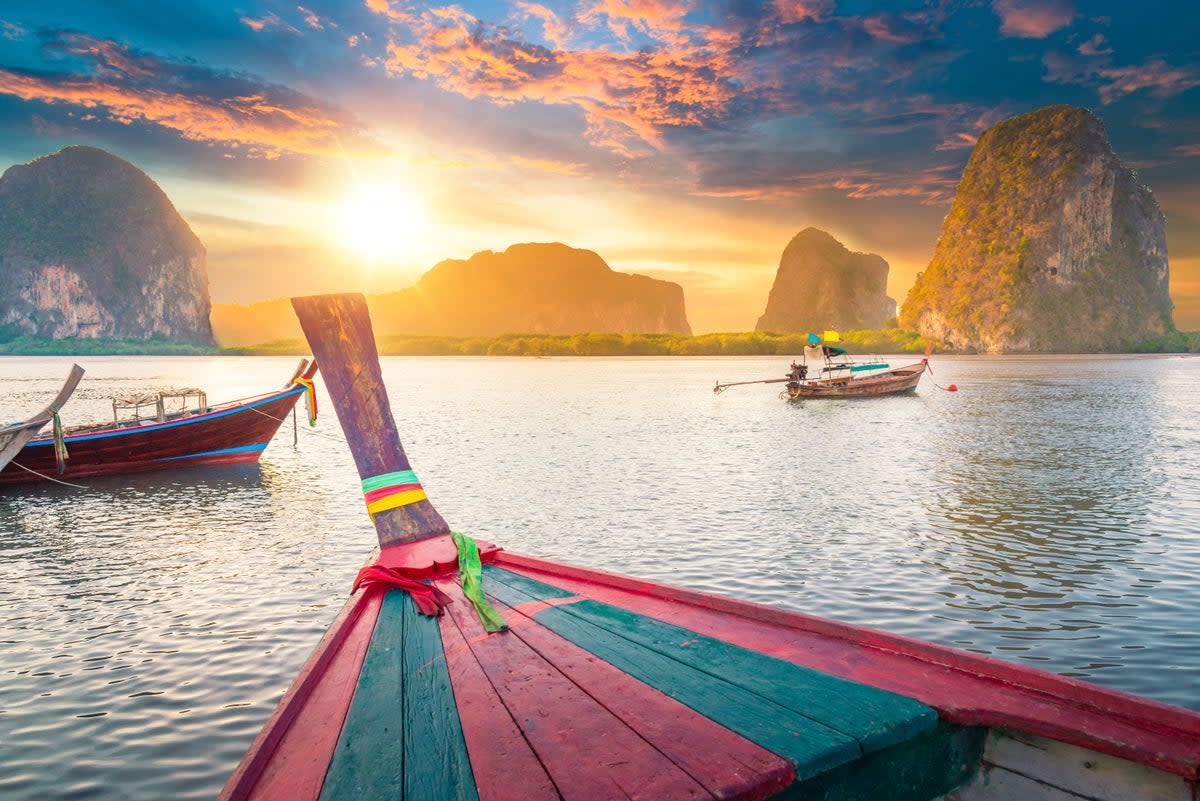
[23, 364, 316, 446]
[493, 549, 1200, 781]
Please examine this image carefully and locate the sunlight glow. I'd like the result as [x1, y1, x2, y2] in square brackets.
[336, 180, 427, 263]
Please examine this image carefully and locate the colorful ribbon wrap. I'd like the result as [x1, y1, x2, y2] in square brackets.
[361, 469, 427, 521]
[295, 377, 318, 427]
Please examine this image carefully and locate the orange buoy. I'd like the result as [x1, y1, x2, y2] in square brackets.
[947, 383, 958, 392]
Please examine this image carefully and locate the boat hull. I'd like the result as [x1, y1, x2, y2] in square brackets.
[220, 543, 1200, 801]
[787, 361, 926, 399]
[0, 388, 305, 485]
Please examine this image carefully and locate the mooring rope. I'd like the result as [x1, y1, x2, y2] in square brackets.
[245, 404, 349, 444]
[8, 460, 89, 489]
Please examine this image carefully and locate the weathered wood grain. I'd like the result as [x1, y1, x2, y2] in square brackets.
[946, 730, 1192, 801]
[317, 590, 478, 801]
[291, 293, 449, 546]
[494, 551, 1200, 783]
[482, 566, 862, 780]
[434, 579, 560, 801]
[402, 593, 481, 801]
[485, 566, 937, 753]
[438, 578, 713, 801]
[479, 591, 794, 801]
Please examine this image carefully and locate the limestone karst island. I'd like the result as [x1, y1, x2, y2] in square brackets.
[0, 105, 1195, 355]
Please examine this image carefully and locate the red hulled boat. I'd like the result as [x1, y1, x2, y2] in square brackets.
[221, 295, 1198, 801]
[0, 360, 318, 485]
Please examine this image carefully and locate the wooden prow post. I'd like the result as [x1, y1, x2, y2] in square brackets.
[291, 293, 450, 548]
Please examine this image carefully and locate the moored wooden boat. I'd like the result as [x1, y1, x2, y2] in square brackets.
[221, 294, 1198, 801]
[0, 360, 318, 485]
[785, 359, 926, 398]
[0, 363, 85, 472]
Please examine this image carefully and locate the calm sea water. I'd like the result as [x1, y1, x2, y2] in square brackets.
[1, 353, 1198, 801]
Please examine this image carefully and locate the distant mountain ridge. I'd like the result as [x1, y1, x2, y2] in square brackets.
[755, 228, 896, 333]
[371, 243, 691, 336]
[0, 146, 213, 344]
[213, 243, 691, 345]
[900, 105, 1172, 352]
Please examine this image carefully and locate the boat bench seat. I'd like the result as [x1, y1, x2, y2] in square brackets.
[315, 566, 984, 801]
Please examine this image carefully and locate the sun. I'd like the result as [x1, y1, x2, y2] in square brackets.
[336, 181, 427, 263]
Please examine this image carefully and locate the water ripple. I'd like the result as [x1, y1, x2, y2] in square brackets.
[0, 354, 1198, 801]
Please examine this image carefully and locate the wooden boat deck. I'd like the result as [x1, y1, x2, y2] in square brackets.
[227, 533, 1200, 801]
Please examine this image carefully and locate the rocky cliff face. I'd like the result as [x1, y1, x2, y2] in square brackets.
[370, 243, 692, 336]
[0, 146, 213, 344]
[900, 105, 1171, 352]
[755, 228, 896, 332]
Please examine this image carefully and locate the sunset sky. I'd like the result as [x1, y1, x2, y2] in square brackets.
[0, 0, 1196, 333]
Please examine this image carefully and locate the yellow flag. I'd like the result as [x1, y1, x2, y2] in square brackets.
[822, 330, 841, 342]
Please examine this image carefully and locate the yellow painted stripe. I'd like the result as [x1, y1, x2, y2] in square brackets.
[366, 488, 428, 520]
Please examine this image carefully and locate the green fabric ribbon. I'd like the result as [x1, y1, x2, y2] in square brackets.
[51, 412, 69, 474]
[452, 531, 508, 633]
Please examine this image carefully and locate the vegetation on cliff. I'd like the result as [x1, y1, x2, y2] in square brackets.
[900, 105, 1172, 352]
[0, 146, 213, 344]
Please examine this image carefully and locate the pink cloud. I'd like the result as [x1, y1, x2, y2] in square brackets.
[994, 0, 1074, 39]
[935, 132, 977, 151]
[772, 0, 834, 25]
[1095, 59, 1200, 104]
[695, 164, 961, 205]
[297, 6, 327, 31]
[1045, 51, 1200, 105]
[1078, 33, 1111, 56]
[0, 36, 368, 159]
[240, 13, 302, 36]
[516, 2, 571, 48]
[378, 4, 747, 154]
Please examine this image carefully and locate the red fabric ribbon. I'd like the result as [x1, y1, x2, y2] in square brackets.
[351, 564, 453, 617]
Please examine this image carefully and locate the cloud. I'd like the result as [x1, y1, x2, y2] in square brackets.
[994, 0, 1074, 39]
[2, 20, 26, 40]
[772, 0, 835, 25]
[510, 154, 586, 175]
[297, 6, 329, 32]
[0, 31, 370, 159]
[1044, 50, 1200, 105]
[240, 13, 302, 36]
[378, 4, 749, 154]
[693, 161, 963, 205]
[1078, 33, 1111, 56]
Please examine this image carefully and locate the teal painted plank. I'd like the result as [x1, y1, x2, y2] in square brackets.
[318, 590, 408, 801]
[318, 590, 480, 801]
[768, 723, 986, 801]
[402, 594, 481, 801]
[484, 569, 861, 780]
[484, 567, 936, 754]
[483, 566, 575, 600]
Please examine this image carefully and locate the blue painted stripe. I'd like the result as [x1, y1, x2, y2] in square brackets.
[157, 443, 268, 461]
[26, 387, 304, 447]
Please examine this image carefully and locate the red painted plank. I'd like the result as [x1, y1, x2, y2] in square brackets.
[478, 588, 794, 801]
[495, 552, 1200, 781]
[376, 534, 500, 577]
[433, 579, 713, 801]
[435, 581, 560, 801]
[218, 589, 383, 801]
